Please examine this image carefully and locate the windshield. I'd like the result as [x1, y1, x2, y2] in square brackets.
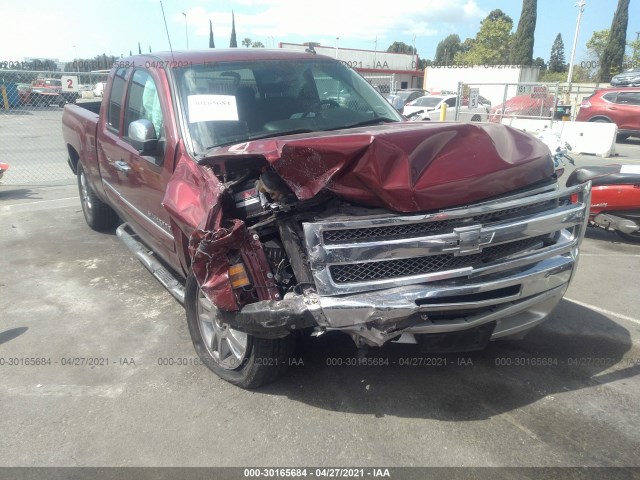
[173, 59, 403, 153]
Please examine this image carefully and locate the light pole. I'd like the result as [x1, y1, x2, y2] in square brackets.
[182, 12, 189, 49]
[567, 0, 586, 85]
[335, 37, 339, 59]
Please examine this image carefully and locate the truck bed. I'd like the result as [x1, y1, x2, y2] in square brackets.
[62, 102, 101, 176]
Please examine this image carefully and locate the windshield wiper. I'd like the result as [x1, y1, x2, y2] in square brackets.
[333, 117, 397, 130]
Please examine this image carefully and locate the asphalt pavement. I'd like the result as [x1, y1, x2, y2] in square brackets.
[0, 134, 639, 471]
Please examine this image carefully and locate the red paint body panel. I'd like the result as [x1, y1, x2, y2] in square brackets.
[590, 184, 640, 216]
[202, 122, 554, 213]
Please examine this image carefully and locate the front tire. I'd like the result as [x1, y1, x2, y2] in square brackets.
[185, 273, 294, 388]
[77, 163, 119, 231]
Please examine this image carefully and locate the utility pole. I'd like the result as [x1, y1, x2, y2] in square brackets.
[566, 0, 586, 113]
[182, 12, 189, 49]
[567, 0, 586, 84]
[335, 37, 339, 59]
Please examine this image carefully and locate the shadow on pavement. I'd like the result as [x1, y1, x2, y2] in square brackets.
[261, 301, 637, 421]
[0, 188, 43, 201]
[0, 327, 28, 346]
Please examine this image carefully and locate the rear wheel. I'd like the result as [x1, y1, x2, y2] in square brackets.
[185, 273, 294, 388]
[471, 114, 481, 122]
[77, 163, 119, 231]
[616, 229, 640, 243]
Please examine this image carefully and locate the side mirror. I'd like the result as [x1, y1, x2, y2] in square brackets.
[128, 119, 158, 155]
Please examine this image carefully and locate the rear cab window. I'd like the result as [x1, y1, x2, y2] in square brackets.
[107, 68, 128, 133]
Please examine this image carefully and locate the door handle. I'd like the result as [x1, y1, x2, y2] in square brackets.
[114, 160, 131, 175]
[607, 106, 617, 110]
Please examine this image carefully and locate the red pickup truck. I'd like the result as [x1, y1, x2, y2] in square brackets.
[62, 50, 591, 388]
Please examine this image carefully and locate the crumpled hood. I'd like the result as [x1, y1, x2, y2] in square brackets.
[203, 122, 554, 213]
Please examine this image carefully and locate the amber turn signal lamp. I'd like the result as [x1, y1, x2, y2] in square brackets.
[229, 263, 251, 288]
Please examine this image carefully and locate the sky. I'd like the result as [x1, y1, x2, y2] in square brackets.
[0, 0, 638, 66]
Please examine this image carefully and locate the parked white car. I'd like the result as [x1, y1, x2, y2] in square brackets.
[93, 82, 105, 97]
[404, 94, 488, 122]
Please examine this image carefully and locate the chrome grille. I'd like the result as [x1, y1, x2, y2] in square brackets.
[329, 236, 548, 284]
[302, 182, 592, 296]
[323, 219, 455, 244]
[322, 200, 558, 244]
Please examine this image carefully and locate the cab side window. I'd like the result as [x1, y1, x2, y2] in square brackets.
[445, 97, 457, 108]
[107, 68, 127, 132]
[124, 69, 164, 139]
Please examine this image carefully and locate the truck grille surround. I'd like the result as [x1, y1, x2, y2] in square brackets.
[302, 183, 592, 296]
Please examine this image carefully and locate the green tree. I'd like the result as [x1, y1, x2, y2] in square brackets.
[548, 33, 566, 73]
[509, 0, 537, 65]
[229, 11, 237, 48]
[209, 20, 215, 48]
[533, 56, 546, 70]
[454, 9, 513, 65]
[242, 38, 252, 48]
[434, 34, 461, 63]
[386, 41, 416, 54]
[628, 37, 640, 69]
[599, 0, 630, 82]
[586, 29, 609, 62]
[252, 41, 265, 48]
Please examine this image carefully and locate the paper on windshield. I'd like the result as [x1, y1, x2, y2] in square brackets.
[188, 95, 239, 123]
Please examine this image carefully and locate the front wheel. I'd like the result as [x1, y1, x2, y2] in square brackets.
[185, 273, 294, 388]
[616, 229, 640, 243]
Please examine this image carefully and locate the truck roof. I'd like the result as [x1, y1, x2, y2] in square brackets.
[123, 49, 332, 65]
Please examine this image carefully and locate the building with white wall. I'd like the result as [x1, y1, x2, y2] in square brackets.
[279, 42, 423, 91]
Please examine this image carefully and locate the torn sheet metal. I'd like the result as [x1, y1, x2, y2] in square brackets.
[201, 122, 554, 213]
[162, 122, 554, 312]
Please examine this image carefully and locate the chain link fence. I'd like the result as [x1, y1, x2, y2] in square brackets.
[453, 81, 598, 124]
[360, 73, 395, 95]
[0, 70, 108, 186]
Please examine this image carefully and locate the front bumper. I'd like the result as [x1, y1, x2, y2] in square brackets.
[220, 249, 574, 345]
[222, 181, 590, 346]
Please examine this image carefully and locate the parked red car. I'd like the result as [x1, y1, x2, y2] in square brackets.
[489, 94, 556, 122]
[575, 88, 640, 140]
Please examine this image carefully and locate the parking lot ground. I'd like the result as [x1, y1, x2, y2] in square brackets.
[2, 185, 640, 469]
[1, 143, 640, 469]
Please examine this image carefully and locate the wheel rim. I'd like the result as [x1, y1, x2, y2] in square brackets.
[196, 289, 248, 370]
[79, 170, 93, 215]
[79, 171, 93, 212]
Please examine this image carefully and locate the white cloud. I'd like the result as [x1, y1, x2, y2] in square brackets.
[182, 0, 485, 46]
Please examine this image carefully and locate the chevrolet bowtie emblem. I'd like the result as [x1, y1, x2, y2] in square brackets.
[443, 226, 495, 256]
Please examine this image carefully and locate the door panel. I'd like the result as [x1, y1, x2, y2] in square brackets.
[115, 68, 177, 262]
